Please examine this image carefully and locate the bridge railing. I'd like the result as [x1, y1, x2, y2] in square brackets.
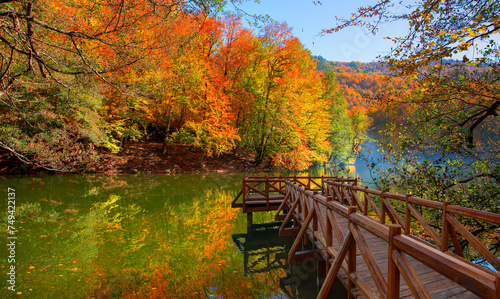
[282, 179, 500, 299]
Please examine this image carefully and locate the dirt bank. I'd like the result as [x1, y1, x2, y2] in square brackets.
[0, 142, 260, 176]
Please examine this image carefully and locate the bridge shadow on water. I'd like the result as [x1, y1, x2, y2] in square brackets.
[232, 222, 348, 299]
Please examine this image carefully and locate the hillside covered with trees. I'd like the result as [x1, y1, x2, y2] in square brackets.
[314, 57, 409, 141]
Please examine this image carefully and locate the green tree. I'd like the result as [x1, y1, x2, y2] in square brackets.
[323, 71, 355, 162]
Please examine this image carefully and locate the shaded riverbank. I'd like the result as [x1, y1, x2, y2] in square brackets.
[0, 142, 262, 176]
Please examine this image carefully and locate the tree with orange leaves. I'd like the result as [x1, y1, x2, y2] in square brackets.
[0, 0, 254, 170]
[232, 22, 331, 169]
[0, 0, 349, 171]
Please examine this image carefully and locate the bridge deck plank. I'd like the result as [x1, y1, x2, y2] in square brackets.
[246, 194, 285, 200]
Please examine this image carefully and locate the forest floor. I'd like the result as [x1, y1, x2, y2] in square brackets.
[0, 141, 260, 176]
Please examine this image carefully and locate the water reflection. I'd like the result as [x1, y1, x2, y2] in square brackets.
[0, 172, 358, 298]
[280, 263, 347, 299]
[0, 174, 285, 298]
[232, 223, 347, 299]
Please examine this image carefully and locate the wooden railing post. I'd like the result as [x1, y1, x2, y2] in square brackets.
[297, 188, 303, 216]
[334, 185, 338, 203]
[349, 188, 355, 208]
[243, 178, 247, 213]
[326, 210, 333, 250]
[328, 183, 333, 202]
[313, 196, 318, 233]
[265, 175, 269, 210]
[340, 177, 344, 204]
[496, 271, 500, 299]
[388, 225, 402, 299]
[347, 206, 357, 298]
[303, 192, 308, 220]
[329, 181, 333, 199]
[364, 186, 369, 216]
[381, 190, 387, 224]
[441, 201, 450, 252]
[405, 194, 411, 235]
[321, 175, 325, 194]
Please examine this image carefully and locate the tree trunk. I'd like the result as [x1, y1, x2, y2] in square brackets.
[162, 107, 173, 154]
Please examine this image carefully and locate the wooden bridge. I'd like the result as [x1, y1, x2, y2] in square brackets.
[231, 176, 354, 229]
[232, 176, 500, 299]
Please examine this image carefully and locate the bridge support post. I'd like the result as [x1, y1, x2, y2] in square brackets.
[388, 225, 402, 299]
[247, 212, 253, 231]
[317, 257, 327, 289]
[303, 234, 310, 250]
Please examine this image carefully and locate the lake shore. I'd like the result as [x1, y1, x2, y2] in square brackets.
[0, 142, 263, 176]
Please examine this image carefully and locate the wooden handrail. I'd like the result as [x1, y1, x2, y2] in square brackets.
[324, 180, 500, 266]
[236, 176, 500, 297]
[393, 232, 496, 298]
[280, 179, 500, 299]
[447, 205, 500, 224]
[236, 176, 353, 213]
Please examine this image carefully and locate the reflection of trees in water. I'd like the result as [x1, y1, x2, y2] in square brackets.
[12, 173, 245, 214]
[280, 260, 348, 299]
[1, 173, 345, 298]
[3, 175, 286, 298]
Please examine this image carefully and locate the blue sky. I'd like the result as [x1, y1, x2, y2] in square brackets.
[229, 0, 409, 62]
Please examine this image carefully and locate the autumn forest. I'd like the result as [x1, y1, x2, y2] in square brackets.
[0, 0, 377, 173]
[1, 0, 500, 297]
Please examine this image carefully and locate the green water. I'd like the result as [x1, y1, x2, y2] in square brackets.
[0, 170, 358, 298]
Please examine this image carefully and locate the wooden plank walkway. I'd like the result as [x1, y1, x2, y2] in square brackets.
[234, 176, 500, 299]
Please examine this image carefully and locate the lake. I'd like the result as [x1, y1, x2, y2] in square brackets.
[0, 166, 370, 298]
